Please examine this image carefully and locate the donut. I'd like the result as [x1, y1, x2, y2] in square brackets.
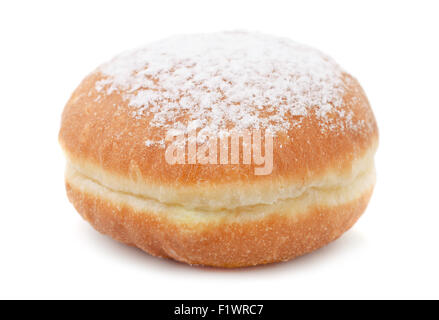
[59, 32, 378, 267]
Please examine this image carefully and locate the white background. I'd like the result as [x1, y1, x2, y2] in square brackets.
[1, 0, 438, 299]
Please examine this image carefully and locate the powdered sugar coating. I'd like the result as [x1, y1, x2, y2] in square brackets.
[95, 32, 356, 145]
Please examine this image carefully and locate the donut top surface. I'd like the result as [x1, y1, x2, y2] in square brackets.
[94, 31, 363, 146]
[60, 32, 378, 192]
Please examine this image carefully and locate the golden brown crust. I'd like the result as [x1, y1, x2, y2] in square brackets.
[59, 72, 378, 188]
[66, 178, 373, 268]
[59, 34, 379, 267]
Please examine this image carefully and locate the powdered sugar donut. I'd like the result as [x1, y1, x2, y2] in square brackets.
[59, 32, 378, 267]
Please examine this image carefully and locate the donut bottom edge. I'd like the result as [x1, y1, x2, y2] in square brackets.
[65, 171, 374, 268]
